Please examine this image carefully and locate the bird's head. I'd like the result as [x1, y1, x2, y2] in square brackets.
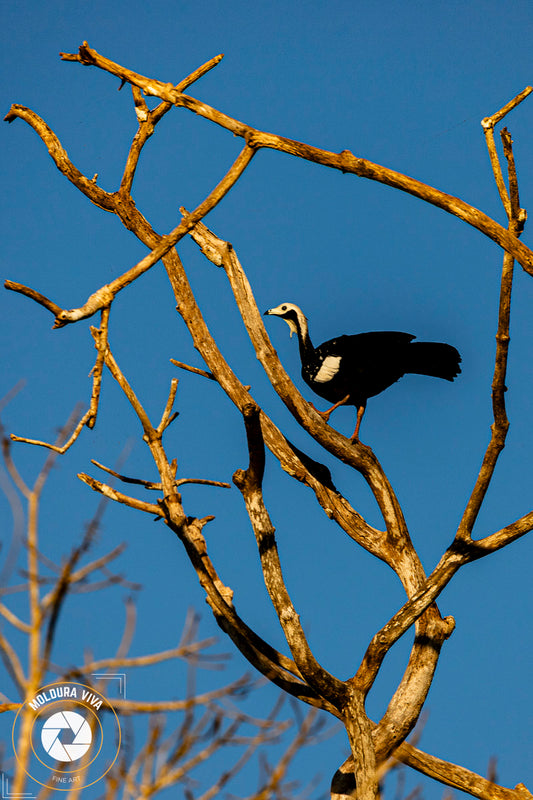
[264, 303, 307, 339]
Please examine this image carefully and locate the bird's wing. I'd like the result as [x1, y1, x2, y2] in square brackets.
[312, 332, 417, 399]
[314, 355, 343, 383]
[317, 332, 415, 366]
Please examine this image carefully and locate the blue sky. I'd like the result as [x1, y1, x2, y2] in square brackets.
[2, 1, 533, 797]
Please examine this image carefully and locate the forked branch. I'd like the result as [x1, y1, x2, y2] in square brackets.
[8, 306, 111, 453]
[5, 47, 533, 800]
[56, 43, 533, 274]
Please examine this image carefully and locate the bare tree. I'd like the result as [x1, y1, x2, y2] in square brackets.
[0, 397, 333, 798]
[4, 44, 533, 799]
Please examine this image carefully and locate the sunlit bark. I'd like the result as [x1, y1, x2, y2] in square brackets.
[4, 45, 533, 799]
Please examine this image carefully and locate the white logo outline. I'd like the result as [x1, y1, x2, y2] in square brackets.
[41, 711, 92, 763]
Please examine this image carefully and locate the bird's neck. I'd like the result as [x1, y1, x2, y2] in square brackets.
[294, 311, 315, 361]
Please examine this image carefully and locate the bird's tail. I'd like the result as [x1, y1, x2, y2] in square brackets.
[407, 342, 461, 381]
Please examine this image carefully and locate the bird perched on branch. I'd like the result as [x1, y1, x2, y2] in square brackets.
[264, 302, 461, 442]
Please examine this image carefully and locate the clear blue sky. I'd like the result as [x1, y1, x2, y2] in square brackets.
[2, 1, 533, 797]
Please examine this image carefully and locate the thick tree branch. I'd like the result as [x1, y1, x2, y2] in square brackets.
[352, 493, 533, 723]
[6, 50, 533, 798]
[4, 103, 116, 211]
[475, 510, 533, 552]
[337, 744, 533, 800]
[96, 197, 386, 576]
[351, 127, 530, 703]
[164, 512, 340, 716]
[57, 44, 533, 274]
[78, 330, 338, 715]
[185, 217, 454, 758]
[356, 120, 527, 757]
[185, 217, 414, 566]
[397, 740, 533, 800]
[233, 403, 348, 709]
[4, 106, 256, 326]
[344, 690, 378, 800]
[3, 104, 382, 713]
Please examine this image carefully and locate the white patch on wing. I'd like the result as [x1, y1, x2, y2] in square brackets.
[314, 356, 342, 383]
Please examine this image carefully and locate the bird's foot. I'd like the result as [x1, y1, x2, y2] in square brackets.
[350, 434, 371, 450]
[309, 402, 331, 422]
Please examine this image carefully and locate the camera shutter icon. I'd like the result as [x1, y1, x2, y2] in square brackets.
[41, 711, 92, 762]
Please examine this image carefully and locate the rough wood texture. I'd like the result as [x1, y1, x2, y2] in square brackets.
[4, 45, 533, 799]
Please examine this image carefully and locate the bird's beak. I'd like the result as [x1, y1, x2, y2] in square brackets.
[263, 308, 297, 338]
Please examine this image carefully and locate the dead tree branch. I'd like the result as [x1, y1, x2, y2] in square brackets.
[5, 47, 533, 799]
[55, 43, 533, 273]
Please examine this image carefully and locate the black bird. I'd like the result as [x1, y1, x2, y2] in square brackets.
[264, 302, 461, 442]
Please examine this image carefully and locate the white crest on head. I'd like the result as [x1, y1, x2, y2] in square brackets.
[314, 355, 342, 383]
[265, 303, 307, 339]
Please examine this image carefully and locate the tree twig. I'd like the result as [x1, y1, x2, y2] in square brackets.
[78, 473, 164, 516]
[170, 358, 216, 381]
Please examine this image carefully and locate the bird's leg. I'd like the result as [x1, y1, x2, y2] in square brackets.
[309, 394, 351, 422]
[350, 405, 366, 442]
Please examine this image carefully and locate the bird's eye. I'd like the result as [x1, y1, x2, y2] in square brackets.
[281, 305, 287, 310]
